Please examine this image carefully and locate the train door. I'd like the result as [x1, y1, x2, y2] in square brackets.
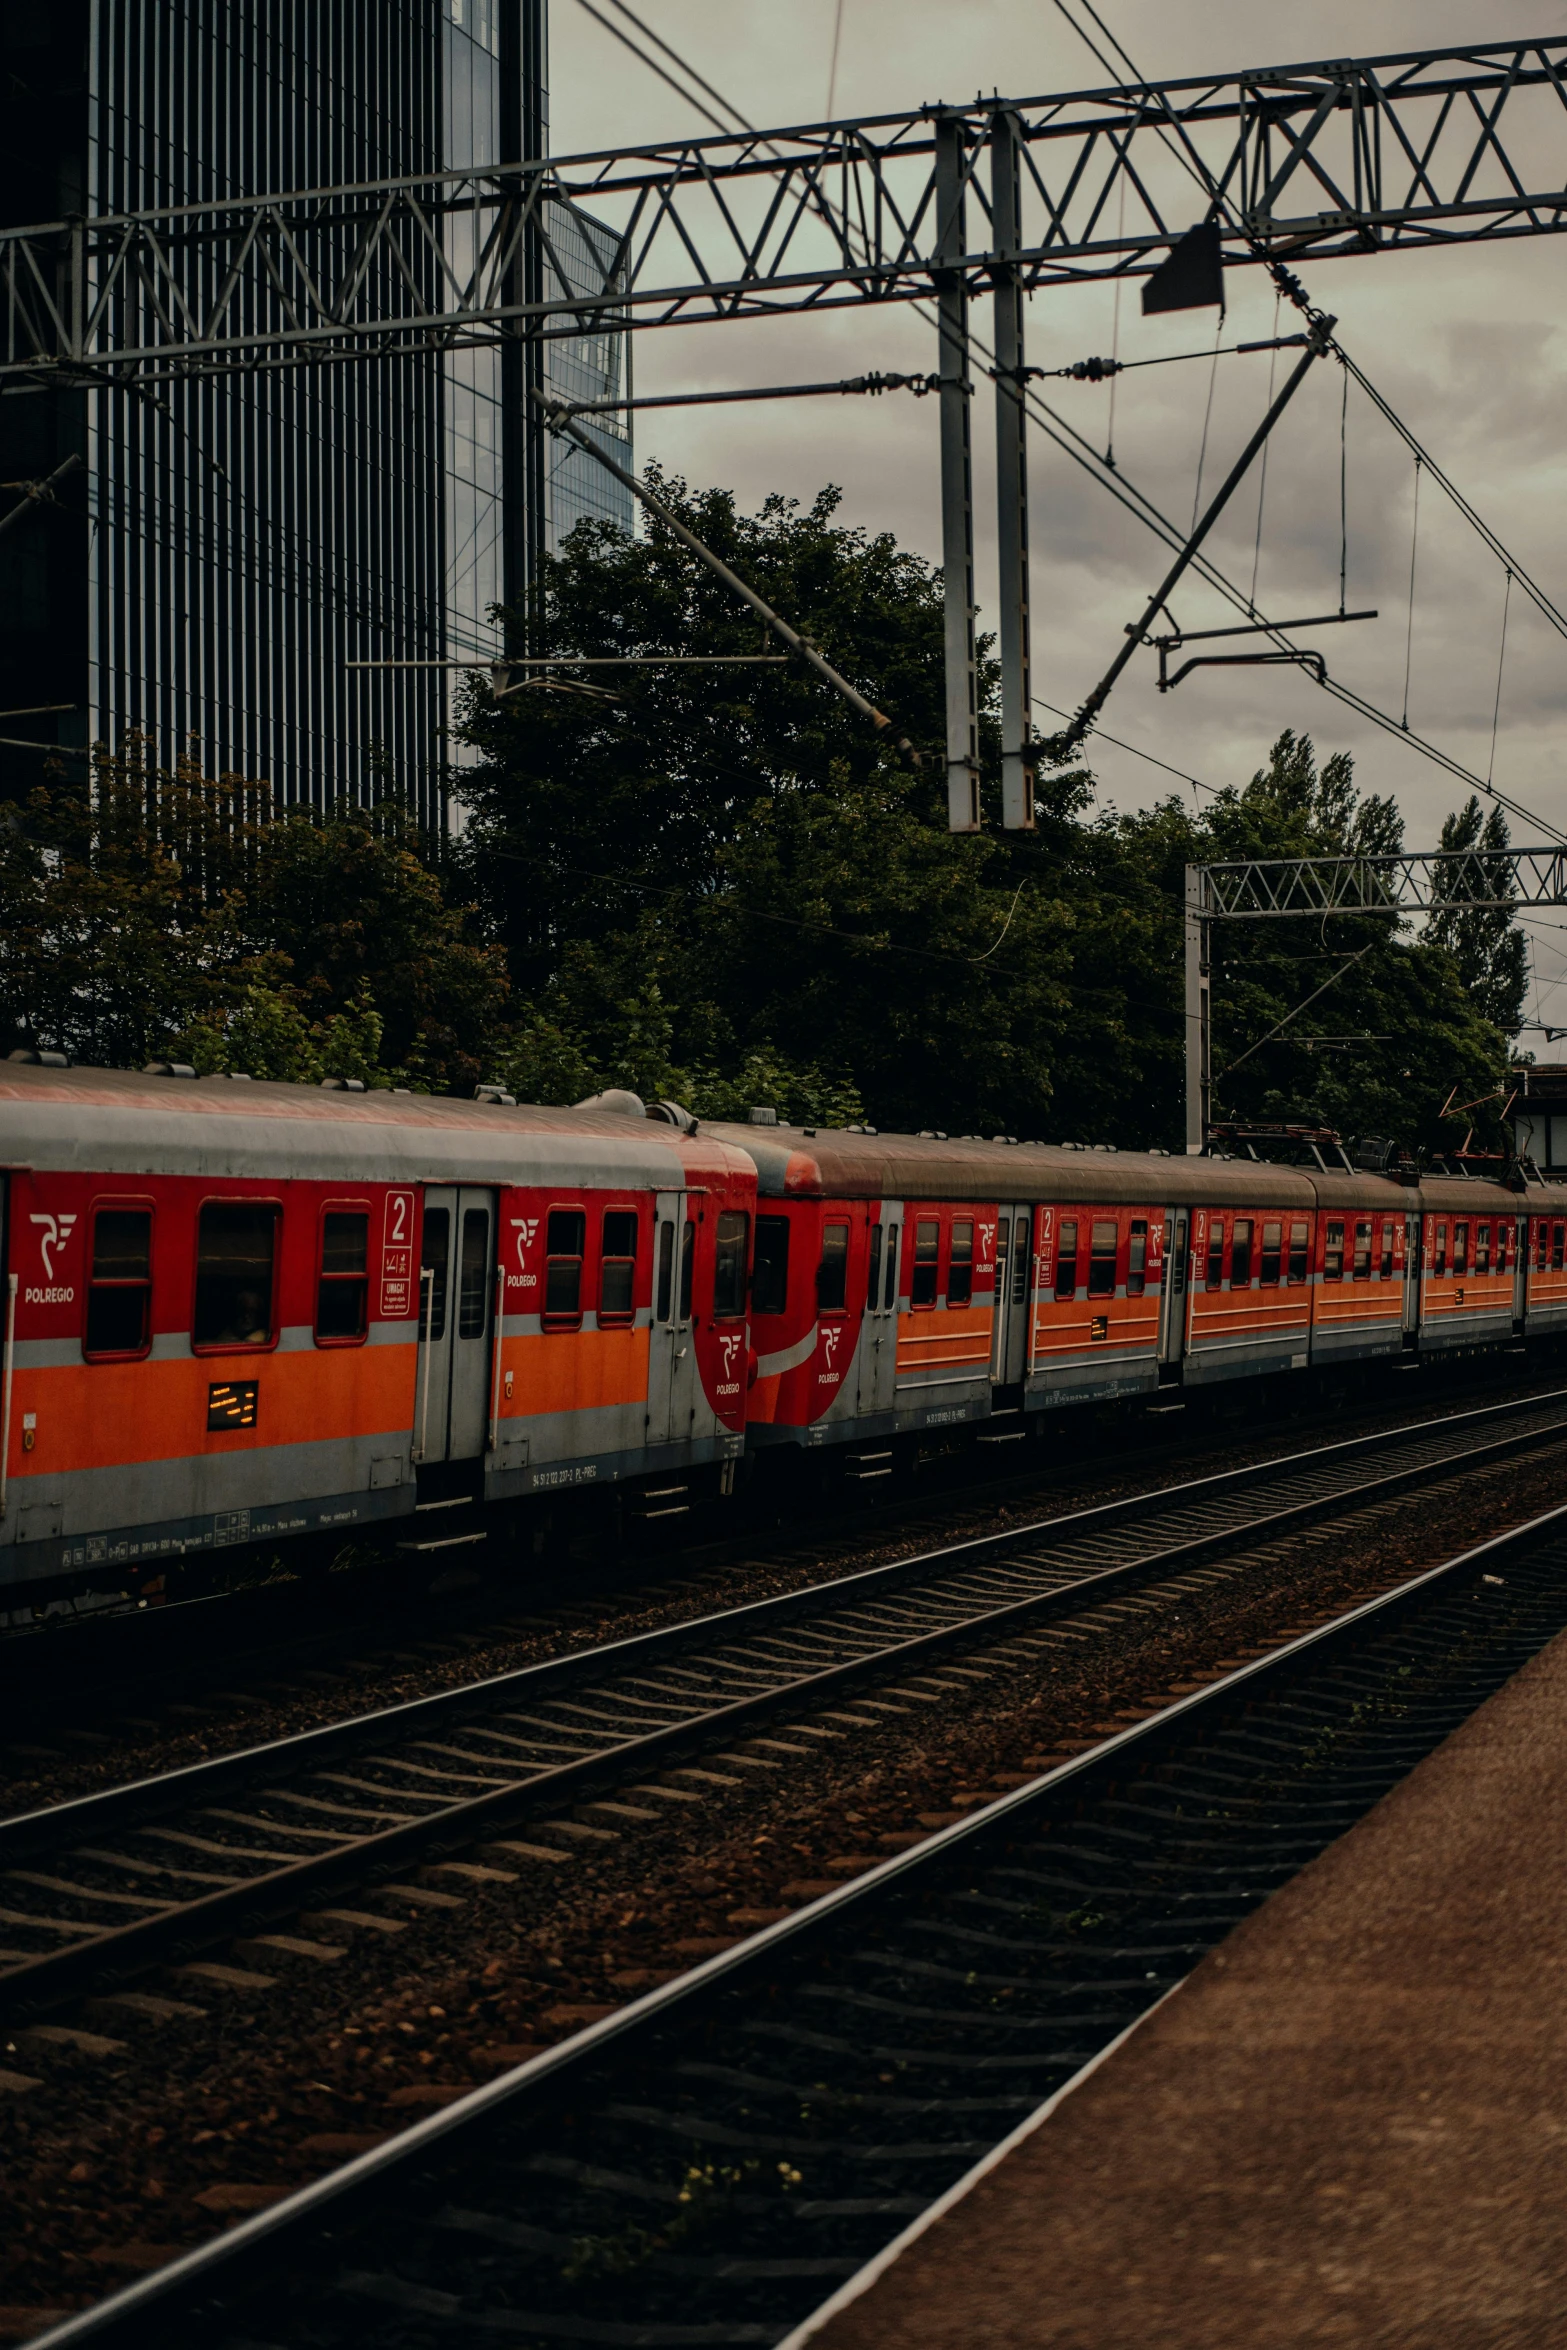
[989, 1203, 1032, 1385]
[647, 1190, 701, 1447]
[1403, 1213, 1421, 1339]
[857, 1202, 902, 1417]
[1157, 1211, 1188, 1367]
[414, 1187, 497, 1463]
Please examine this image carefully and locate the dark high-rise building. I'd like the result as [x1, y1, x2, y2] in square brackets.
[0, 1, 631, 828]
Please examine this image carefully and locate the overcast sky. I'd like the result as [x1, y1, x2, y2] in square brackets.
[547, 4, 1567, 1031]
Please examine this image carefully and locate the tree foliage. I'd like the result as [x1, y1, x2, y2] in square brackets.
[0, 741, 506, 1092]
[0, 478, 1529, 1165]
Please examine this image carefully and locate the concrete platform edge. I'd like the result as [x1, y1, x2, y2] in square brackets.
[774, 1981, 1186, 2350]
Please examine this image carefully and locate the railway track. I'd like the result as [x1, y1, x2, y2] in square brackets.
[3, 1384, 1567, 2026]
[28, 1481, 1567, 2347]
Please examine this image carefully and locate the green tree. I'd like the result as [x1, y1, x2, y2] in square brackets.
[1423, 794, 1529, 1034]
[1115, 730, 1520, 1154]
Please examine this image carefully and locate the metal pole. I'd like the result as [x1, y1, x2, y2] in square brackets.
[1063, 321, 1333, 752]
[991, 110, 1034, 831]
[935, 113, 980, 832]
[1185, 865, 1211, 1154]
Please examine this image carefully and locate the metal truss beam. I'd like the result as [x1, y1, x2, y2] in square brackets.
[5, 39, 1567, 384]
[1185, 847, 1567, 1152]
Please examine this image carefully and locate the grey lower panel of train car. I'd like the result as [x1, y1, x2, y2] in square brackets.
[483, 1427, 745, 1499]
[1419, 1311, 1519, 1353]
[1, 1480, 413, 1591]
[1180, 1340, 1309, 1386]
[1308, 1322, 1405, 1365]
[1026, 1357, 1160, 1409]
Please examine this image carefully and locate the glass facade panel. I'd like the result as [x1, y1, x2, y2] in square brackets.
[0, 3, 631, 833]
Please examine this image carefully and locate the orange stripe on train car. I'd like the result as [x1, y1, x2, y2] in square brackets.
[9, 1344, 418, 1476]
[496, 1324, 650, 1419]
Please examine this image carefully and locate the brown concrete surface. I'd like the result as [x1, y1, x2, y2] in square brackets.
[802, 1620, 1567, 2350]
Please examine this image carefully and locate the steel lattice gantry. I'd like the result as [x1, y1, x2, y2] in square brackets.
[8, 35, 1567, 828]
[1185, 850, 1567, 1152]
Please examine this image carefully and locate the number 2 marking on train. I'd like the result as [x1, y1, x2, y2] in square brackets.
[385, 1192, 411, 1245]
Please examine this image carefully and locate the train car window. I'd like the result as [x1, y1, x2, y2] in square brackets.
[600, 1210, 638, 1322]
[912, 1219, 940, 1308]
[316, 1211, 369, 1342]
[1089, 1220, 1119, 1298]
[1476, 1223, 1491, 1276]
[1230, 1220, 1252, 1288]
[1555, 1223, 1565, 1272]
[1260, 1221, 1282, 1286]
[1323, 1222, 1344, 1282]
[194, 1203, 278, 1348]
[544, 1208, 585, 1322]
[1352, 1220, 1371, 1280]
[679, 1220, 696, 1321]
[1054, 1220, 1078, 1301]
[655, 1220, 675, 1323]
[753, 1216, 790, 1316]
[85, 1207, 153, 1357]
[714, 1210, 749, 1318]
[1496, 1223, 1510, 1275]
[1434, 1222, 1448, 1277]
[1204, 1220, 1225, 1290]
[1127, 1219, 1148, 1296]
[948, 1219, 974, 1305]
[866, 1222, 884, 1313]
[884, 1225, 899, 1311]
[815, 1222, 850, 1312]
[1380, 1221, 1394, 1280]
[458, 1208, 492, 1338]
[1288, 1220, 1309, 1283]
[1537, 1221, 1549, 1272]
[420, 1209, 450, 1340]
[1013, 1215, 1030, 1304]
[1453, 1221, 1469, 1278]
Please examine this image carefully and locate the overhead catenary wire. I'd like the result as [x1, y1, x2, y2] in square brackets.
[1489, 569, 1513, 790]
[572, 0, 1567, 846]
[1401, 457, 1422, 731]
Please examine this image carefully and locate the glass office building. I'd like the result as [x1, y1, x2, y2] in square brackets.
[0, 1, 632, 830]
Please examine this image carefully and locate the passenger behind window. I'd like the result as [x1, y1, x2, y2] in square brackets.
[194, 1203, 278, 1347]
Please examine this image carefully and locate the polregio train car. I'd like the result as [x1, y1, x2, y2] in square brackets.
[0, 1064, 756, 1597]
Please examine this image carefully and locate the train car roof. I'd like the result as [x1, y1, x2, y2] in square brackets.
[0, 1063, 750, 1190]
[700, 1123, 1323, 1206]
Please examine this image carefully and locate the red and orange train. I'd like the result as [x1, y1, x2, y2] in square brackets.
[2, 1061, 1562, 1602]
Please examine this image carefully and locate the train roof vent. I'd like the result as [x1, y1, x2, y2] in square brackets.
[142, 1060, 196, 1078]
[577, 1087, 647, 1118]
[646, 1098, 698, 1133]
[474, 1084, 517, 1105]
[320, 1075, 367, 1093]
[748, 1105, 779, 1125]
[9, 1047, 69, 1066]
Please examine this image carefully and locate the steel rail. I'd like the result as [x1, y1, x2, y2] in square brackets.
[2, 1385, 1564, 2021]
[31, 1487, 1567, 2348]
